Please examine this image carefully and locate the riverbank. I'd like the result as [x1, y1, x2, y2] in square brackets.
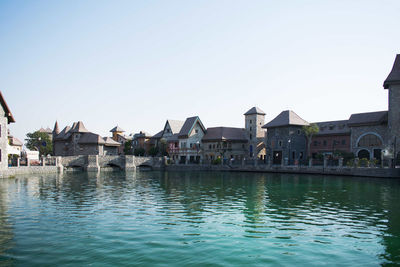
[164, 164, 400, 178]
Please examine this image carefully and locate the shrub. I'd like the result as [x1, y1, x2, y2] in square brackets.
[212, 158, 222, 165]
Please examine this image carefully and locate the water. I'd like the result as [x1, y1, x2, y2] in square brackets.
[0, 171, 400, 266]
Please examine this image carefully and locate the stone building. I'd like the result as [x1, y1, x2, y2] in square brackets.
[263, 110, 309, 165]
[310, 120, 351, 157]
[132, 131, 152, 154]
[244, 107, 266, 159]
[0, 92, 15, 170]
[384, 54, 400, 163]
[174, 116, 206, 164]
[110, 126, 132, 154]
[202, 127, 248, 163]
[53, 121, 121, 156]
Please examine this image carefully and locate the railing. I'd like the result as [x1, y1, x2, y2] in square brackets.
[9, 156, 58, 167]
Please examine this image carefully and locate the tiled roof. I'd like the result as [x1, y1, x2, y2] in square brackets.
[166, 120, 185, 134]
[202, 127, 248, 142]
[178, 116, 206, 138]
[134, 131, 152, 138]
[314, 120, 350, 136]
[244, 107, 265, 115]
[166, 133, 179, 142]
[78, 132, 105, 144]
[151, 130, 164, 139]
[348, 111, 388, 126]
[263, 110, 309, 128]
[0, 91, 15, 123]
[70, 121, 89, 133]
[110, 126, 125, 132]
[384, 54, 400, 89]
[103, 137, 121, 147]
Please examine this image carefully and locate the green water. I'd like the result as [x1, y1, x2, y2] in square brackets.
[0, 171, 400, 266]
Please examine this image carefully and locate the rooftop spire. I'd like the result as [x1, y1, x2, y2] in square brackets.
[53, 121, 60, 134]
[384, 54, 400, 89]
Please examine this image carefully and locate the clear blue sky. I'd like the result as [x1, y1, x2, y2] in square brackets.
[1, 0, 399, 141]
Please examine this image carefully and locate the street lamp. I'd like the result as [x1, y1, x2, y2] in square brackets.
[288, 139, 291, 165]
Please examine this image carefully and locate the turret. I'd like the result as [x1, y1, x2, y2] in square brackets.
[244, 107, 266, 158]
[384, 54, 400, 157]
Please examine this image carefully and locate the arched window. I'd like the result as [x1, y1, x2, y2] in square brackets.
[357, 134, 382, 147]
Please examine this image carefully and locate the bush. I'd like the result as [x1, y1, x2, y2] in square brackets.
[133, 148, 145, 156]
[212, 158, 222, 165]
[359, 158, 369, 167]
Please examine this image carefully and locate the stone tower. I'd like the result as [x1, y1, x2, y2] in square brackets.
[384, 54, 400, 158]
[110, 126, 125, 142]
[244, 107, 266, 158]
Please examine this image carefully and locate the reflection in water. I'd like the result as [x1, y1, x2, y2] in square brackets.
[0, 171, 400, 266]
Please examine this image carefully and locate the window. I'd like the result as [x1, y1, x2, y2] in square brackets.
[323, 140, 327, 146]
[250, 127, 252, 131]
[213, 144, 215, 149]
[297, 130, 301, 135]
[250, 120, 252, 124]
[292, 151, 295, 159]
[195, 129, 198, 133]
[250, 134, 252, 140]
[341, 139, 346, 145]
[358, 134, 382, 147]
[190, 143, 193, 148]
[278, 140, 282, 147]
[209, 144, 212, 149]
[313, 141, 318, 146]
[299, 152, 303, 159]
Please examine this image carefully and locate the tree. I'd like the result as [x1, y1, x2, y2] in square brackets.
[159, 138, 167, 156]
[124, 140, 133, 155]
[148, 146, 159, 157]
[302, 123, 319, 159]
[25, 131, 53, 156]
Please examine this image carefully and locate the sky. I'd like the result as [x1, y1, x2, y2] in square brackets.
[1, 0, 399, 141]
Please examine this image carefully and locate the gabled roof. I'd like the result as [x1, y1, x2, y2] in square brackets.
[103, 137, 121, 147]
[166, 133, 179, 142]
[348, 111, 388, 126]
[134, 131, 152, 138]
[244, 106, 265, 115]
[178, 116, 206, 138]
[70, 121, 89, 133]
[384, 54, 400, 89]
[110, 126, 125, 133]
[202, 127, 248, 142]
[314, 120, 350, 136]
[78, 132, 105, 144]
[164, 120, 185, 134]
[262, 110, 309, 128]
[0, 91, 15, 123]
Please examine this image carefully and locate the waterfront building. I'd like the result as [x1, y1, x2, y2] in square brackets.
[132, 131, 152, 154]
[244, 107, 267, 159]
[53, 121, 121, 156]
[7, 132, 23, 156]
[110, 126, 132, 154]
[263, 110, 309, 165]
[173, 116, 206, 164]
[160, 120, 185, 159]
[38, 127, 53, 140]
[0, 92, 15, 170]
[202, 127, 248, 163]
[310, 120, 351, 157]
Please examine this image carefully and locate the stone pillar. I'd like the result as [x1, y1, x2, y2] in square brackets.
[323, 157, 327, 168]
[86, 155, 100, 172]
[27, 158, 30, 167]
[338, 157, 343, 168]
[56, 156, 63, 173]
[42, 157, 46, 166]
[241, 158, 245, 167]
[125, 155, 136, 171]
[308, 158, 313, 167]
[17, 158, 20, 167]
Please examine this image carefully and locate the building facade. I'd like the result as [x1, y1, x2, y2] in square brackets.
[0, 92, 16, 170]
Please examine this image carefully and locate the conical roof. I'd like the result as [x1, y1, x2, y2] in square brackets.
[53, 121, 60, 134]
[384, 54, 400, 89]
[244, 107, 265, 115]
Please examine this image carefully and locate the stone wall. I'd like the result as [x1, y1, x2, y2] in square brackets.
[350, 124, 388, 158]
[0, 166, 58, 178]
